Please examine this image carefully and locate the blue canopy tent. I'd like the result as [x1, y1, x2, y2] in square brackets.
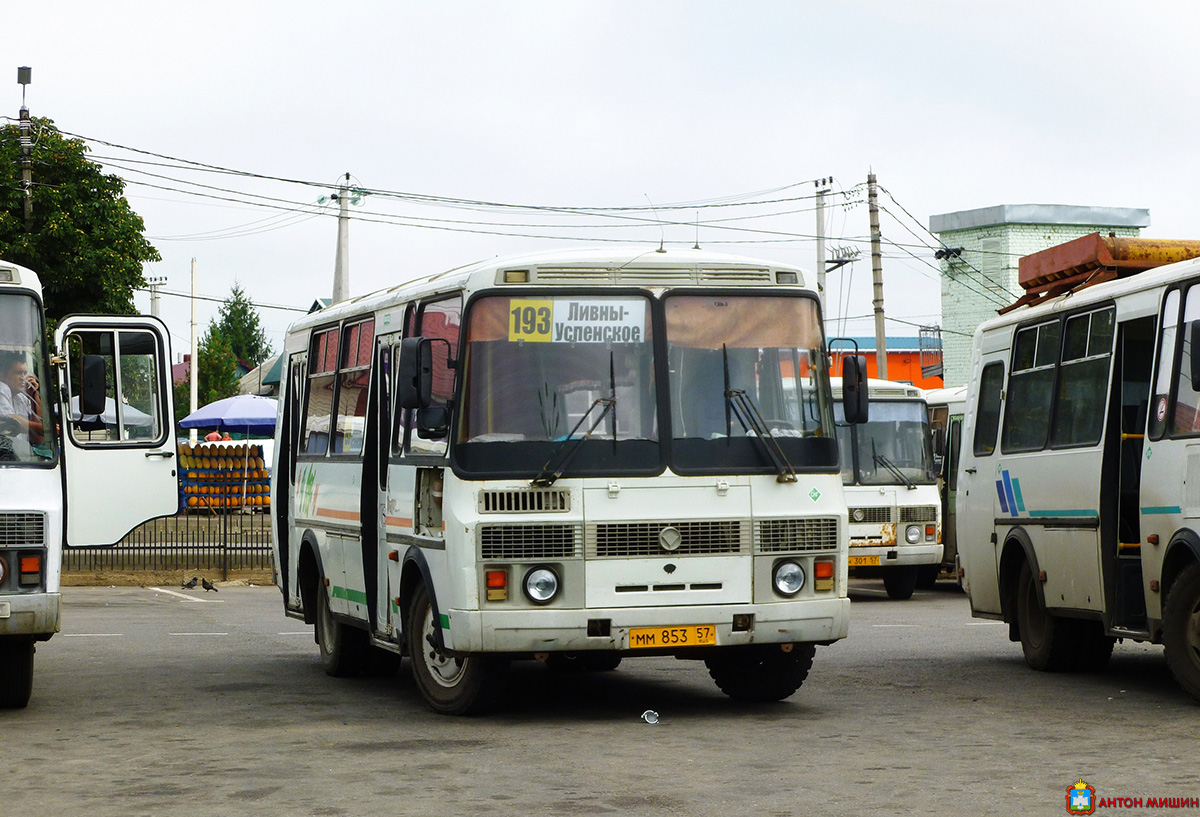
[179, 394, 277, 435]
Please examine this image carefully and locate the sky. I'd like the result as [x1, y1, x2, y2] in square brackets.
[5, 1, 1200, 363]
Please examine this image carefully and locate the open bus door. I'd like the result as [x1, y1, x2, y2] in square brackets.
[55, 316, 178, 546]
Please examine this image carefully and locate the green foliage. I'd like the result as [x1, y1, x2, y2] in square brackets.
[0, 117, 160, 325]
[210, 282, 272, 367]
[174, 329, 240, 422]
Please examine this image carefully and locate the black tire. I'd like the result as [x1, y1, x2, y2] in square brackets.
[407, 584, 506, 715]
[915, 564, 941, 590]
[884, 565, 919, 600]
[1015, 561, 1076, 672]
[1163, 561, 1200, 703]
[0, 638, 34, 709]
[316, 584, 368, 677]
[704, 643, 816, 702]
[546, 652, 623, 673]
[1072, 619, 1116, 672]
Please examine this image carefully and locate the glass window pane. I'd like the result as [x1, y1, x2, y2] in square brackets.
[1062, 314, 1089, 362]
[1172, 287, 1200, 435]
[1034, 322, 1061, 368]
[0, 294, 56, 463]
[1002, 368, 1055, 452]
[1013, 328, 1037, 371]
[1149, 289, 1180, 440]
[1050, 357, 1110, 446]
[303, 374, 335, 454]
[973, 362, 1004, 456]
[1088, 308, 1114, 357]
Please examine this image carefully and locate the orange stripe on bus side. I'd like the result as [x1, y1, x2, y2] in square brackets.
[315, 508, 361, 521]
[385, 516, 414, 528]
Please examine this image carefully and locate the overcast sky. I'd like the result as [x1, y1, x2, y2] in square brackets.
[5, 1, 1199, 361]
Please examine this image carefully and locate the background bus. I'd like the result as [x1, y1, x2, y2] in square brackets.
[271, 247, 867, 714]
[0, 259, 177, 708]
[957, 242, 1200, 702]
[925, 385, 967, 585]
[830, 378, 941, 599]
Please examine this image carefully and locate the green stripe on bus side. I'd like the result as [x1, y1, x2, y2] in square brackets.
[439, 613, 450, 630]
[1027, 509, 1097, 518]
[331, 585, 369, 605]
[1142, 506, 1182, 515]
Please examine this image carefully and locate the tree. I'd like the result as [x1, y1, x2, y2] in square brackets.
[173, 329, 239, 421]
[210, 282, 272, 368]
[0, 117, 160, 327]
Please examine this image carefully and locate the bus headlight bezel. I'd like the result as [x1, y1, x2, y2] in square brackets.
[772, 560, 806, 597]
[905, 525, 921, 544]
[523, 566, 560, 605]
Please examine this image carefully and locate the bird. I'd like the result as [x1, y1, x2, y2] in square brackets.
[201, 578, 218, 592]
[182, 577, 199, 590]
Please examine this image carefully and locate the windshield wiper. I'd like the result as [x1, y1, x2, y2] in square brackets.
[722, 345, 797, 483]
[531, 354, 618, 488]
[871, 439, 916, 489]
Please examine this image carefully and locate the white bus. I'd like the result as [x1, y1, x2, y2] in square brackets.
[270, 247, 868, 714]
[0, 260, 178, 707]
[925, 385, 967, 583]
[957, 254, 1200, 701]
[830, 378, 941, 599]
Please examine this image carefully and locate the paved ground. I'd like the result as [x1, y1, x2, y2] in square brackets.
[6, 581, 1198, 816]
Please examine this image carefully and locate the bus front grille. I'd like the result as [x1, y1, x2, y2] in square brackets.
[756, 518, 839, 553]
[848, 506, 894, 525]
[0, 513, 45, 547]
[587, 520, 748, 558]
[478, 488, 571, 513]
[479, 524, 581, 560]
[899, 505, 938, 523]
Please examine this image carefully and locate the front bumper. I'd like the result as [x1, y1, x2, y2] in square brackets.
[0, 592, 61, 640]
[444, 596, 851, 653]
[848, 543, 943, 569]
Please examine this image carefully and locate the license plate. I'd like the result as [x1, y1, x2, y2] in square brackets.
[629, 624, 717, 649]
[848, 555, 880, 567]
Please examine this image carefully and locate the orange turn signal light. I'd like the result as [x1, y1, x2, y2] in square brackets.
[814, 560, 834, 579]
[20, 555, 40, 574]
[485, 569, 508, 601]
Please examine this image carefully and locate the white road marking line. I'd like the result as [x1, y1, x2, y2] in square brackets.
[278, 631, 311, 636]
[63, 633, 124, 638]
[966, 622, 1002, 626]
[148, 586, 224, 603]
[169, 628, 229, 638]
[872, 624, 920, 628]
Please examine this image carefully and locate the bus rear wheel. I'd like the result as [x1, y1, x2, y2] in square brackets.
[1015, 561, 1076, 671]
[407, 585, 506, 715]
[1163, 562, 1200, 703]
[705, 643, 816, 702]
[0, 638, 34, 709]
[316, 584, 368, 677]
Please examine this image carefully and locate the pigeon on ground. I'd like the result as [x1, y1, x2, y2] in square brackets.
[182, 577, 199, 590]
[201, 578, 218, 592]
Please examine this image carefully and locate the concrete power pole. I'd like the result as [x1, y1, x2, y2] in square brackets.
[332, 173, 351, 304]
[147, 276, 167, 317]
[17, 67, 32, 230]
[815, 177, 831, 313]
[189, 258, 199, 445]
[868, 171, 888, 380]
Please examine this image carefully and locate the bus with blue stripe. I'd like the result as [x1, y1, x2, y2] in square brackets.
[957, 240, 1200, 703]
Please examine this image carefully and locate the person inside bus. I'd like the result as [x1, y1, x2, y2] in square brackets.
[0, 351, 45, 445]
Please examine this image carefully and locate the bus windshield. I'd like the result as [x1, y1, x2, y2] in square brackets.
[456, 293, 660, 477]
[0, 293, 56, 465]
[834, 400, 934, 486]
[665, 294, 837, 474]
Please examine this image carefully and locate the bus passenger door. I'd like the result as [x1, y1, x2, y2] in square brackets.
[56, 316, 178, 546]
[957, 360, 1005, 613]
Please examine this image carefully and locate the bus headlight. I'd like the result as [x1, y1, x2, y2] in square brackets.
[773, 560, 806, 596]
[523, 567, 560, 605]
[905, 525, 921, 544]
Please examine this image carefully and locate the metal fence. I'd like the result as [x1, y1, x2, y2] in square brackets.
[62, 509, 273, 579]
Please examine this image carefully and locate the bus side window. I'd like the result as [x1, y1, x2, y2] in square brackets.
[303, 327, 339, 455]
[332, 318, 373, 456]
[973, 362, 1004, 457]
[408, 295, 462, 457]
[1001, 321, 1060, 453]
[1172, 287, 1200, 435]
[1149, 288, 1181, 440]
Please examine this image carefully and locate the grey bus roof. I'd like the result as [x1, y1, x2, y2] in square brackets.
[929, 204, 1150, 234]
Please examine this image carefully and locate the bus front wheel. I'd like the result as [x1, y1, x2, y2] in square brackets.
[1163, 562, 1200, 703]
[316, 584, 368, 677]
[884, 566, 919, 600]
[1015, 561, 1075, 672]
[407, 585, 506, 715]
[0, 638, 34, 709]
[705, 643, 816, 702]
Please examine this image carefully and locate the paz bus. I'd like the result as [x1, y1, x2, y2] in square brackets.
[925, 385, 967, 583]
[269, 247, 868, 714]
[957, 239, 1200, 702]
[830, 377, 941, 599]
[0, 259, 177, 707]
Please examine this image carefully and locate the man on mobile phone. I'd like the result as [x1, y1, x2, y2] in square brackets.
[0, 352, 44, 445]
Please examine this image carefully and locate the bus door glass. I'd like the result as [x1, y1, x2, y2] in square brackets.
[0, 293, 55, 465]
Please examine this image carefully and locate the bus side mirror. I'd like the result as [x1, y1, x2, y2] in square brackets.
[841, 354, 869, 424]
[397, 337, 433, 410]
[80, 354, 108, 416]
[1191, 322, 1200, 392]
[932, 426, 946, 458]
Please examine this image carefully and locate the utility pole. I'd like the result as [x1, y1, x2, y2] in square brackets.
[17, 67, 32, 230]
[189, 258, 199, 445]
[815, 177, 832, 313]
[868, 171, 888, 380]
[332, 173, 351, 304]
[147, 276, 167, 317]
